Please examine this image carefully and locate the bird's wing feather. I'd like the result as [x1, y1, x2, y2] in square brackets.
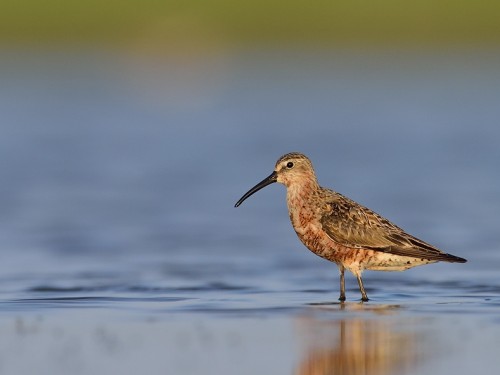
[320, 192, 464, 262]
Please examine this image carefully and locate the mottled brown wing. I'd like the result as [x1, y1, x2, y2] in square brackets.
[320, 193, 465, 262]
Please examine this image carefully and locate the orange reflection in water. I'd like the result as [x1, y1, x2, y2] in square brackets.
[295, 304, 427, 375]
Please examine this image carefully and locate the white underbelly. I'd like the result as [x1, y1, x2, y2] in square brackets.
[364, 253, 437, 271]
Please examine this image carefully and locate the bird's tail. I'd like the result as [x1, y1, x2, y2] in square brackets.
[442, 253, 467, 263]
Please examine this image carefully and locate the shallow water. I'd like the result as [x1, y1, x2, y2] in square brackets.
[0, 47, 499, 374]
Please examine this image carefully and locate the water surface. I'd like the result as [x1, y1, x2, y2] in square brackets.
[0, 48, 499, 374]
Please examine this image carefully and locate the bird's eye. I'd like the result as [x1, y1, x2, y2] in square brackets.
[286, 162, 294, 169]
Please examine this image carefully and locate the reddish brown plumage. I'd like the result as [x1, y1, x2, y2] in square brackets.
[236, 152, 467, 301]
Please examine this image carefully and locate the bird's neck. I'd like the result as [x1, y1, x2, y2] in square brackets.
[285, 172, 319, 193]
[286, 179, 321, 235]
[286, 178, 320, 211]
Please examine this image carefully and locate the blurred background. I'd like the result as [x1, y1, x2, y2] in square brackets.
[1, 0, 499, 272]
[0, 2, 500, 374]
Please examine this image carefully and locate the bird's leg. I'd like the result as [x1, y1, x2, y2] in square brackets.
[356, 273, 369, 302]
[338, 265, 346, 302]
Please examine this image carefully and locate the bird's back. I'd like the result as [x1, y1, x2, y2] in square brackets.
[317, 187, 466, 263]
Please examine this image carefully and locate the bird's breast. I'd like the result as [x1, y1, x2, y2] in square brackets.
[287, 192, 330, 253]
[287, 191, 317, 232]
[286, 188, 361, 264]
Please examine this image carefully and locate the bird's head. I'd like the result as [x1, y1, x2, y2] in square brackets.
[234, 152, 317, 207]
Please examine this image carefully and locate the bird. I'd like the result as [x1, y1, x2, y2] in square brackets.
[234, 152, 467, 301]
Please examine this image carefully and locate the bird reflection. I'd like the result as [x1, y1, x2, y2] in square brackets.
[295, 304, 424, 375]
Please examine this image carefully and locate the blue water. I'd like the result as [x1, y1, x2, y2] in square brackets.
[0, 48, 499, 374]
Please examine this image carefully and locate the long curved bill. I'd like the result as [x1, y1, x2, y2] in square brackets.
[234, 171, 278, 207]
